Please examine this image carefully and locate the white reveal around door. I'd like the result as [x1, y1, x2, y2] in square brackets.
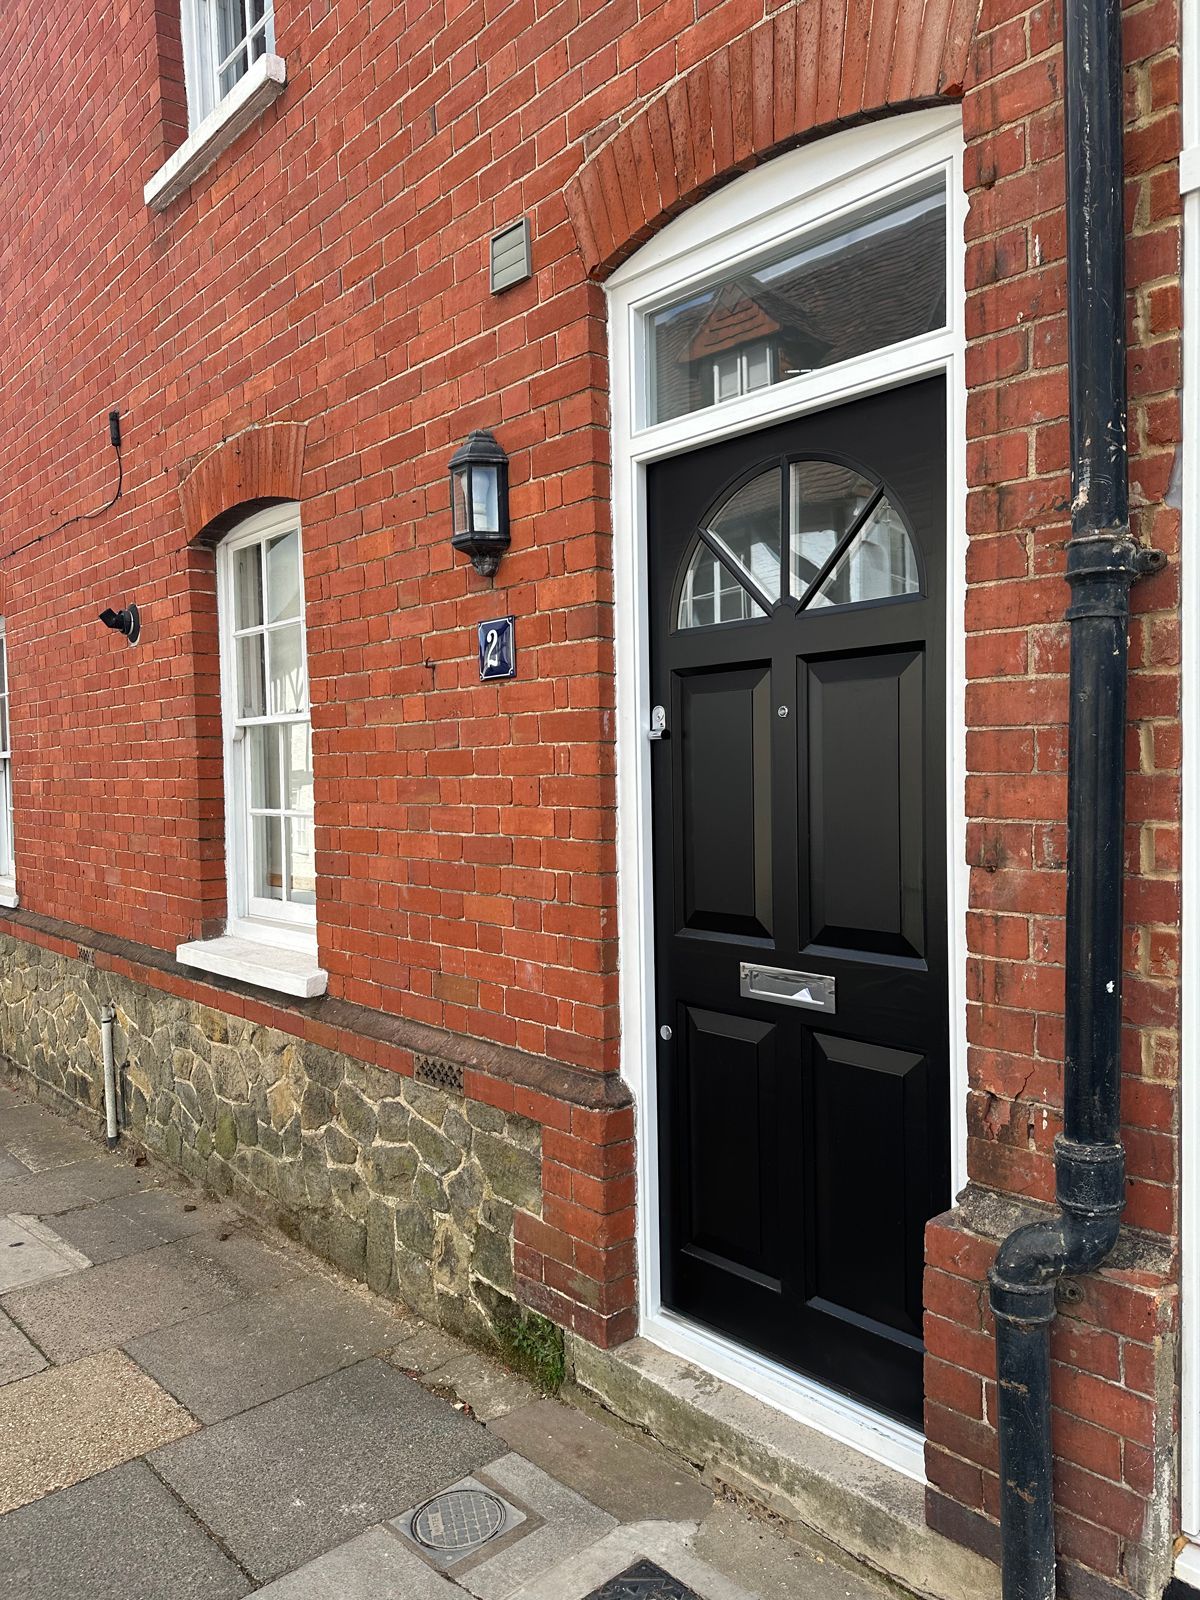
[607, 106, 968, 1480]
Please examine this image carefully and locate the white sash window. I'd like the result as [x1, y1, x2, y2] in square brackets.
[182, 0, 275, 128]
[219, 506, 315, 932]
[176, 504, 324, 999]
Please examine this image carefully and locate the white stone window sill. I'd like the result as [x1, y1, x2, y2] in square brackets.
[1182, 146, 1200, 195]
[144, 53, 286, 213]
[0, 880, 17, 909]
[176, 933, 327, 999]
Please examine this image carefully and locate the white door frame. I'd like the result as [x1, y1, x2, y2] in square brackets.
[607, 106, 968, 1482]
[1177, 0, 1199, 1569]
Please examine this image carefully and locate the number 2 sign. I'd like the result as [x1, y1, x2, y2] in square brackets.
[478, 616, 516, 681]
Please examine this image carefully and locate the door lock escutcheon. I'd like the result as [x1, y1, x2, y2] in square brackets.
[648, 705, 669, 740]
[740, 963, 836, 1013]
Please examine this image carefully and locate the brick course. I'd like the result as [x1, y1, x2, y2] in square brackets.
[0, 0, 1186, 1591]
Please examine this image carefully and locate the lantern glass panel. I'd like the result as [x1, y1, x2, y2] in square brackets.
[471, 464, 500, 534]
[452, 468, 472, 536]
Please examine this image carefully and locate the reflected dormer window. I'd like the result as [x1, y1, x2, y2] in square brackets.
[648, 177, 948, 425]
[714, 341, 775, 403]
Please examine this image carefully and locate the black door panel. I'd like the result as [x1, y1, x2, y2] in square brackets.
[806, 1031, 930, 1336]
[804, 649, 925, 958]
[649, 378, 949, 1428]
[680, 1005, 781, 1282]
[675, 667, 774, 940]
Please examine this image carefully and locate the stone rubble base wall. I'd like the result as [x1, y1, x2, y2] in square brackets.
[0, 934, 544, 1353]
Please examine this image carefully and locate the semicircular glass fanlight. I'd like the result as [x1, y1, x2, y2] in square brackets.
[677, 458, 922, 630]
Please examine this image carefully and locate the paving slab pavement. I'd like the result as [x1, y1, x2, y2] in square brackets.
[692, 1504, 901, 1600]
[129, 1272, 411, 1423]
[413, 1349, 540, 1422]
[419, 1451, 617, 1599]
[51, 1185, 225, 1264]
[0, 1107, 108, 1174]
[149, 1357, 504, 1581]
[0, 1077, 912, 1600]
[251, 1525, 457, 1598]
[0, 1460, 252, 1600]
[491, 1396, 715, 1525]
[0, 1157, 152, 1217]
[0, 1215, 89, 1294]
[0, 1310, 44, 1387]
[0, 1349, 196, 1513]
[1, 1229, 286, 1362]
[510, 1519, 757, 1600]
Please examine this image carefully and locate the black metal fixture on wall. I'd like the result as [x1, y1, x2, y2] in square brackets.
[98, 603, 141, 646]
[449, 429, 510, 578]
[985, 0, 1166, 1589]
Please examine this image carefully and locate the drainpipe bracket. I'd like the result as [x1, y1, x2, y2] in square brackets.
[1133, 545, 1167, 578]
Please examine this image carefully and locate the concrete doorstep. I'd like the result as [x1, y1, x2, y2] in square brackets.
[567, 1337, 1001, 1600]
[0, 1080, 929, 1599]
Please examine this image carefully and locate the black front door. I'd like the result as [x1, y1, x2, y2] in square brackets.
[648, 377, 949, 1427]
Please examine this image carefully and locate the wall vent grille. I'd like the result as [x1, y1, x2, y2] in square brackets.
[414, 1055, 465, 1094]
[490, 218, 532, 292]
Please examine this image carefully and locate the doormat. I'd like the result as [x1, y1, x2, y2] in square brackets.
[582, 1559, 704, 1599]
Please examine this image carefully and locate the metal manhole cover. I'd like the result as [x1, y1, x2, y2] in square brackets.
[411, 1488, 506, 1552]
[392, 1476, 528, 1570]
[583, 1559, 704, 1600]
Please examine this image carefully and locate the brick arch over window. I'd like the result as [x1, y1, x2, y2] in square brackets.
[178, 421, 308, 542]
[563, 0, 978, 279]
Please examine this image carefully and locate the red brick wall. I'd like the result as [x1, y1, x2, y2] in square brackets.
[0, 0, 1185, 1587]
[0, 4, 982, 1058]
[922, 0, 1183, 1587]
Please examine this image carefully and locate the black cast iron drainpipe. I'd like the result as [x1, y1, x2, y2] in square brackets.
[984, 0, 1166, 1587]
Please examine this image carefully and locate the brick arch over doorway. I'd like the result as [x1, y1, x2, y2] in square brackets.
[178, 421, 308, 543]
[562, 0, 979, 279]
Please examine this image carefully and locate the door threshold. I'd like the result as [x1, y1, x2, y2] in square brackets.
[567, 1327, 1000, 1600]
[1174, 1541, 1200, 1595]
[642, 1308, 924, 1479]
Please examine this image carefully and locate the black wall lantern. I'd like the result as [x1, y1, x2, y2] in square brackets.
[449, 429, 510, 578]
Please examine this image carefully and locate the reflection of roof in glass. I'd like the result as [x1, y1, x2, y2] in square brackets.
[790, 459, 877, 513]
[652, 194, 946, 421]
[708, 467, 779, 528]
[684, 279, 830, 363]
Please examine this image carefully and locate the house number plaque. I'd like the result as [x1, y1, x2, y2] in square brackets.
[478, 616, 516, 681]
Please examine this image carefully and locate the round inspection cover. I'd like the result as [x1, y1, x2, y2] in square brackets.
[410, 1488, 507, 1554]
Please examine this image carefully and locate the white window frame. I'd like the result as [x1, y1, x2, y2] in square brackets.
[607, 107, 967, 1483]
[181, 0, 276, 131]
[0, 618, 16, 908]
[177, 503, 325, 999]
[219, 504, 314, 942]
[144, 3, 285, 212]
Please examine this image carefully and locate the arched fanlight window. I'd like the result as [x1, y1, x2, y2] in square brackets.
[677, 459, 920, 630]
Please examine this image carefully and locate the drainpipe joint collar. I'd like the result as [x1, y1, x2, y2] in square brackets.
[989, 1271, 1058, 1327]
[1055, 1136, 1125, 1216]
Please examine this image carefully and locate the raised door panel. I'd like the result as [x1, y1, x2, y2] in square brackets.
[676, 665, 773, 940]
[680, 1006, 782, 1285]
[804, 649, 924, 958]
[806, 1031, 928, 1338]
